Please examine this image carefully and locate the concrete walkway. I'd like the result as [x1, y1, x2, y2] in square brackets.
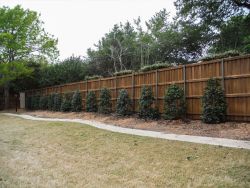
[2, 113, 250, 150]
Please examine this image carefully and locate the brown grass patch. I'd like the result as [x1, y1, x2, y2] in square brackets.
[0, 114, 250, 187]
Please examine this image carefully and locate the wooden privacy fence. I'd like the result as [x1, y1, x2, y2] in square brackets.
[26, 54, 250, 121]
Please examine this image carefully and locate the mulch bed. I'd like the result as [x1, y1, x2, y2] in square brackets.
[21, 110, 250, 141]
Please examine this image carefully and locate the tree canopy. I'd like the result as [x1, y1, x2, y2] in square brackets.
[0, 5, 58, 108]
[0, 5, 59, 86]
[211, 14, 250, 53]
[0, 5, 58, 63]
[174, 0, 250, 52]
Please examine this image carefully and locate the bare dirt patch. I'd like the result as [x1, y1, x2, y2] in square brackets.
[24, 110, 250, 141]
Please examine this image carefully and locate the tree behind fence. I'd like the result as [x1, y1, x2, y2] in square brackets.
[26, 54, 250, 121]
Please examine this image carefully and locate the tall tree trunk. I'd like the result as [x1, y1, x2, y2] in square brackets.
[113, 59, 117, 73]
[4, 83, 10, 109]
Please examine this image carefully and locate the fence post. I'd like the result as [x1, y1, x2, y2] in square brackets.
[132, 73, 135, 112]
[221, 59, 225, 90]
[155, 69, 158, 108]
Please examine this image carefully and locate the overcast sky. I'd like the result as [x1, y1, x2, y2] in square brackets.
[0, 0, 176, 60]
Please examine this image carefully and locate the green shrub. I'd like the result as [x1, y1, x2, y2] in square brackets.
[201, 78, 227, 123]
[39, 95, 48, 110]
[47, 93, 56, 111]
[164, 84, 186, 120]
[116, 89, 132, 116]
[200, 50, 240, 61]
[30, 96, 34, 109]
[47, 95, 52, 111]
[114, 70, 133, 76]
[71, 90, 82, 112]
[140, 63, 171, 72]
[86, 91, 98, 112]
[25, 96, 32, 110]
[98, 88, 112, 114]
[85, 75, 103, 81]
[53, 93, 62, 111]
[139, 86, 159, 119]
[60, 93, 72, 112]
[30, 96, 34, 110]
[31, 95, 40, 110]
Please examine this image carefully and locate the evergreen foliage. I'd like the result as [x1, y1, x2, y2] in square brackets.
[140, 63, 171, 72]
[86, 91, 98, 112]
[85, 75, 103, 81]
[71, 90, 82, 112]
[139, 86, 159, 119]
[201, 78, 227, 123]
[39, 95, 48, 110]
[47, 93, 55, 111]
[116, 89, 132, 116]
[98, 88, 112, 114]
[164, 84, 186, 120]
[30, 95, 39, 110]
[200, 50, 240, 61]
[53, 93, 62, 111]
[30, 96, 34, 110]
[60, 93, 72, 112]
[25, 96, 32, 110]
[113, 70, 133, 76]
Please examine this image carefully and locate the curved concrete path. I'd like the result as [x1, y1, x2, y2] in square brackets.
[2, 113, 250, 150]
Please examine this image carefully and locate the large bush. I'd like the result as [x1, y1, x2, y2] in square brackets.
[164, 84, 186, 120]
[30, 96, 34, 109]
[53, 93, 62, 111]
[139, 86, 159, 119]
[39, 95, 48, 110]
[47, 93, 56, 111]
[98, 88, 112, 114]
[25, 96, 32, 110]
[86, 91, 98, 112]
[31, 95, 40, 110]
[60, 93, 72, 112]
[201, 78, 227, 123]
[71, 90, 82, 112]
[116, 89, 132, 116]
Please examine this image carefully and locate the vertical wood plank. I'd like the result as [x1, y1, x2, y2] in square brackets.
[221, 59, 225, 90]
[115, 76, 117, 100]
[132, 73, 135, 112]
[183, 65, 186, 97]
[155, 70, 158, 107]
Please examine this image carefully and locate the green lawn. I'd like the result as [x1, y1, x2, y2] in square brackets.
[0, 114, 249, 187]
